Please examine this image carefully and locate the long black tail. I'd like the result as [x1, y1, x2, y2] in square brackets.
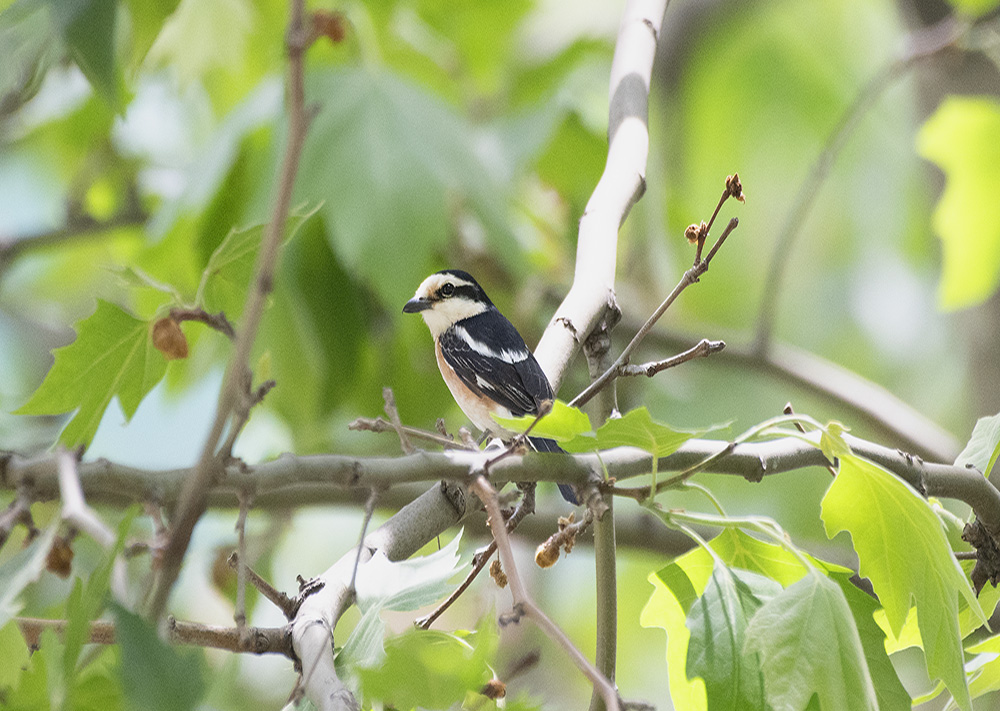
[528, 436, 580, 504]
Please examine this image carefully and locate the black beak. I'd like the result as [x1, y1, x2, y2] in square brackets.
[403, 297, 432, 314]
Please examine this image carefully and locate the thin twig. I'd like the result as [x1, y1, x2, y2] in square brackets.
[469, 474, 620, 711]
[349, 489, 379, 593]
[571, 216, 739, 408]
[753, 14, 966, 351]
[227, 552, 298, 619]
[234, 491, 252, 631]
[148, 0, 313, 623]
[14, 615, 293, 657]
[415, 484, 536, 630]
[382, 388, 415, 455]
[0, 488, 37, 551]
[348, 416, 475, 450]
[170, 307, 237, 340]
[619, 338, 725, 377]
[0, 207, 148, 275]
[57, 447, 114, 548]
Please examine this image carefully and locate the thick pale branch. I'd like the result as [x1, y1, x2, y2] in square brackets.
[534, 0, 669, 392]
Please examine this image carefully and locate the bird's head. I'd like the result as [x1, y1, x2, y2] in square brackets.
[403, 269, 494, 337]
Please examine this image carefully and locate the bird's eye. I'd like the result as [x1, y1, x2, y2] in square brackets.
[441, 283, 455, 297]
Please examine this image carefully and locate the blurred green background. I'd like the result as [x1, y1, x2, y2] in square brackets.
[2, 0, 1000, 707]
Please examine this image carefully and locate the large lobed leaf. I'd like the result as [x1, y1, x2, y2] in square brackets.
[745, 573, 878, 711]
[685, 565, 778, 710]
[15, 300, 167, 448]
[295, 69, 521, 308]
[821, 454, 985, 710]
[917, 97, 1000, 311]
[641, 527, 907, 711]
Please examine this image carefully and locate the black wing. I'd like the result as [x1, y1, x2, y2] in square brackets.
[439, 310, 553, 417]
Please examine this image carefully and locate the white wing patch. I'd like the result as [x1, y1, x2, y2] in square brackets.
[454, 325, 529, 364]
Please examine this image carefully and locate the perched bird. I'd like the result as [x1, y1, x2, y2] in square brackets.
[403, 269, 578, 503]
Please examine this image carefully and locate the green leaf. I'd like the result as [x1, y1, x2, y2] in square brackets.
[685, 565, 778, 709]
[577, 407, 703, 457]
[745, 573, 879, 711]
[48, 0, 121, 109]
[831, 574, 911, 711]
[4, 630, 52, 711]
[955, 412, 1000, 476]
[819, 420, 851, 464]
[491, 399, 593, 442]
[338, 533, 463, 670]
[357, 628, 489, 710]
[0, 522, 59, 629]
[198, 206, 319, 321]
[296, 68, 521, 307]
[112, 604, 205, 711]
[962, 634, 1000, 706]
[944, 0, 1000, 17]
[0, 610, 32, 691]
[821, 454, 983, 710]
[15, 300, 168, 448]
[146, 0, 253, 86]
[917, 97, 1000, 310]
[641, 562, 709, 711]
[710, 527, 852, 583]
[63, 509, 136, 697]
[121, 0, 180, 67]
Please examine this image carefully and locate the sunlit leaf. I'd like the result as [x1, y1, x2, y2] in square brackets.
[571, 406, 703, 457]
[944, 0, 1000, 17]
[917, 97, 1000, 311]
[146, 0, 252, 86]
[15, 300, 168, 448]
[491, 399, 592, 442]
[745, 573, 878, 711]
[821, 454, 984, 710]
[819, 420, 851, 464]
[955, 412, 1000, 476]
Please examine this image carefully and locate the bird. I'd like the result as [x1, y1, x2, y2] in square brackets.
[403, 269, 579, 504]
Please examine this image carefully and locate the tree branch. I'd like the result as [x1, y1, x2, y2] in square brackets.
[5, 434, 996, 528]
[753, 14, 966, 351]
[470, 475, 620, 711]
[571, 217, 738, 408]
[14, 616, 293, 657]
[148, 0, 313, 623]
[534, 0, 669, 392]
[643, 328, 962, 461]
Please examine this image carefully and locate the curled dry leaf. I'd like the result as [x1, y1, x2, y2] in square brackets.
[46, 535, 74, 578]
[480, 679, 506, 700]
[151, 318, 189, 360]
[490, 558, 508, 588]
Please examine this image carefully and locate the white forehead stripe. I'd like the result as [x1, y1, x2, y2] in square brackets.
[454, 325, 529, 363]
[414, 273, 475, 298]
